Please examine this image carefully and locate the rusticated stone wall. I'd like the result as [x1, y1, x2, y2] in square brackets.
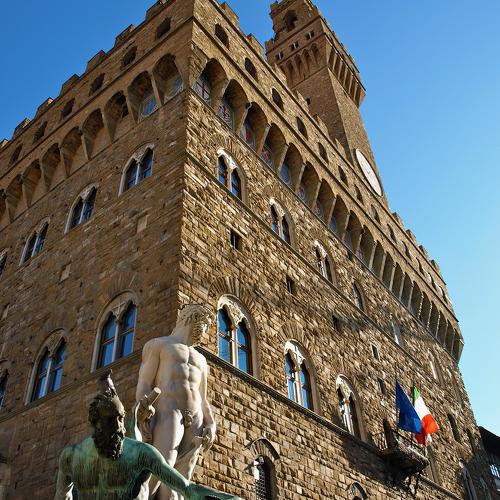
[0, 0, 495, 499]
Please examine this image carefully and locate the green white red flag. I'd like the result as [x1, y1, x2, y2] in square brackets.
[412, 385, 439, 446]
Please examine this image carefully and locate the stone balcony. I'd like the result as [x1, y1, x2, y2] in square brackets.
[374, 428, 430, 484]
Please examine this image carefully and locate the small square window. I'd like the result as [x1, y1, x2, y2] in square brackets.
[230, 230, 242, 251]
[371, 344, 380, 360]
[331, 314, 341, 332]
[291, 41, 299, 51]
[276, 52, 284, 61]
[286, 276, 296, 295]
[378, 378, 386, 396]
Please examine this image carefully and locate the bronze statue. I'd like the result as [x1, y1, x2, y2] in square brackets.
[54, 373, 241, 500]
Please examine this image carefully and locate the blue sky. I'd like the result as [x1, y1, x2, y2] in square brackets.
[1, 1, 498, 434]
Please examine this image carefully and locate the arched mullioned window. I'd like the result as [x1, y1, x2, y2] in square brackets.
[0, 371, 8, 411]
[314, 241, 334, 284]
[336, 376, 364, 440]
[121, 145, 154, 193]
[30, 338, 66, 402]
[68, 186, 97, 231]
[94, 292, 137, 370]
[21, 221, 49, 264]
[216, 297, 256, 375]
[270, 201, 293, 246]
[97, 304, 136, 369]
[217, 150, 246, 201]
[353, 283, 365, 311]
[284, 341, 315, 410]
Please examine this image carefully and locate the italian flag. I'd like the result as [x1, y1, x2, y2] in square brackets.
[412, 386, 439, 446]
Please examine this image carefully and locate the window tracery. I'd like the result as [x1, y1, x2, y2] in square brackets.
[337, 376, 364, 440]
[121, 145, 154, 193]
[94, 292, 137, 370]
[217, 150, 245, 201]
[314, 241, 334, 283]
[284, 341, 315, 410]
[270, 200, 292, 245]
[30, 335, 66, 402]
[68, 186, 97, 231]
[216, 297, 255, 375]
[21, 221, 49, 264]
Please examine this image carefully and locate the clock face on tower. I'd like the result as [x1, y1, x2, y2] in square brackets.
[355, 149, 382, 196]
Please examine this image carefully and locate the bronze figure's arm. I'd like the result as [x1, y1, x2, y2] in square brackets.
[54, 446, 75, 500]
[142, 443, 242, 500]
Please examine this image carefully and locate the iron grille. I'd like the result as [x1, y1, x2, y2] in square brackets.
[255, 461, 272, 500]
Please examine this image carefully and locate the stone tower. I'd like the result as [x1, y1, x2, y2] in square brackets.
[0, 0, 496, 498]
[266, 0, 383, 196]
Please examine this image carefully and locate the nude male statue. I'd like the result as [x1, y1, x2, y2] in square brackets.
[54, 374, 240, 500]
[135, 304, 216, 500]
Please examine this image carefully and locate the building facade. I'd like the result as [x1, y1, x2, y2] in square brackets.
[0, 0, 496, 498]
[480, 427, 500, 494]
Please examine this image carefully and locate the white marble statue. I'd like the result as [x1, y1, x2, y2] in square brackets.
[135, 304, 216, 500]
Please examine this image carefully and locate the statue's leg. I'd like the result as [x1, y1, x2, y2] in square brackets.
[174, 414, 204, 500]
[151, 410, 184, 500]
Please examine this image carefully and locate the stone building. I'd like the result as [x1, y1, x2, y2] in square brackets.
[0, 0, 496, 498]
[480, 427, 500, 493]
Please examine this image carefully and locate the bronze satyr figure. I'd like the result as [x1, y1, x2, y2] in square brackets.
[54, 375, 241, 500]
